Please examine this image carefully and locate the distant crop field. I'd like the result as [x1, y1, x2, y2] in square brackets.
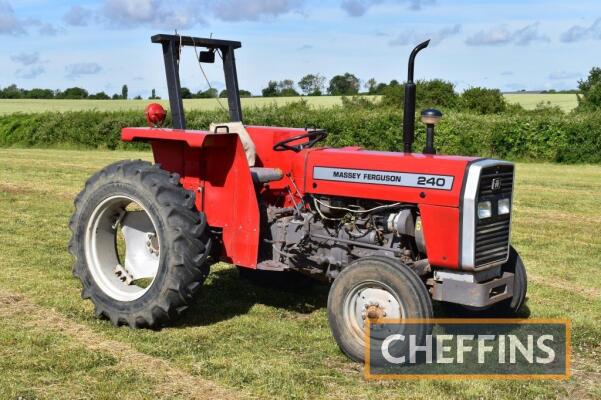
[0, 148, 600, 399]
[504, 93, 578, 112]
[0, 93, 578, 114]
[0, 96, 347, 115]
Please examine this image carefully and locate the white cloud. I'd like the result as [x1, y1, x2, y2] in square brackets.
[38, 23, 59, 36]
[548, 70, 581, 80]
[97, 0, 304, 28]
[466, 23, 549, 46]
[212, 0, 304, 21]
[16, 65, 45, 79]
[560, 18, 601, 43]
[0, 1, 26, 35]
[66, 62, 103, 79]
[11, 52, 39, 65]
[101, 0, 203, 29]
[64, 5, 91, 27]
[389, 24, 460, 46]
[341, 0, 434, 17]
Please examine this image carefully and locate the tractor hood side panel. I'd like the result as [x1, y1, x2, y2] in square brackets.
[303, 148, 476, 207]
[302, 148, 479, 269]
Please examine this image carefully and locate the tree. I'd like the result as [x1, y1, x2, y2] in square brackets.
[58, 87, 89, 99]
[220, 89, 252, 98]
[89, 91, 110, 100]
[460, 87, 507, 114]
[381, 79, 458, 109]
[121, 84, 128, 100]
[195, 88, 218, 98]
[181, 87, 193, 99]
[576, 67, 601, 111]
[262, 81, 279, 97]
[278, 79, 295, 91]
[0, 84, 23, 99]
[328, 73, 360, 95]
[111, 93, 120, 100]
[375, 82, 388, 94]
[365, 78, 378, 94]
[416, 79, 458, 109]
[133, 95, 143, 100]
[277, 79, 299, 96]
[298, 74, 326, 96]
[381, 84, 404, 107]
[149, 88, 158, 100]
[26, 88, 54, 99]
[279, 87, 299, 96]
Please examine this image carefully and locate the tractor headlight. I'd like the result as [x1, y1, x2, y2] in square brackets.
[477, 201, 492, 219]
[498, 198, 511, 215]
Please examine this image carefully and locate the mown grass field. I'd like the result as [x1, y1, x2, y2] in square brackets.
[1, 148, 600, 399]
[0, 93, 578, 114]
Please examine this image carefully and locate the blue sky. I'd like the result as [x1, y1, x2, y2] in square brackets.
[1, 0, 600, 97]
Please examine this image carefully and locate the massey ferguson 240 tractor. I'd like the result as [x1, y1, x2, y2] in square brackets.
[69, 34, 527, 362]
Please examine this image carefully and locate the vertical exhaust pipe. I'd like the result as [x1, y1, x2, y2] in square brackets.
[403, 39, 430, 153]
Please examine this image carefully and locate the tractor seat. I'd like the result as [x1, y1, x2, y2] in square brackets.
[209, 122, 256, 167]
[209, 122, 282, 184]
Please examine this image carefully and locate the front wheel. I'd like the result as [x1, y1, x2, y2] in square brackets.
[69, 160, 212, 328]
[327, 256, 433, 363]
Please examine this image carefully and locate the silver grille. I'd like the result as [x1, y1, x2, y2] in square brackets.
[474, 165, 513, 267]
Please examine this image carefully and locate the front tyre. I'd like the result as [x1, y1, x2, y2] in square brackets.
[327, 257, 433, 363]
[443, 246, 527, 317]
[483, 246, 528, 314]
[68, 160, 212, 328]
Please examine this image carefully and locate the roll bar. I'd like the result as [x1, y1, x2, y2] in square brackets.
[151, 34, 243, 129]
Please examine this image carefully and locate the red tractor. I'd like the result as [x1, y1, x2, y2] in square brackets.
[69, 34, 527, 362]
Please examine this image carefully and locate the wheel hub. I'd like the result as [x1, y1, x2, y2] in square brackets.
[364, 304, 386, 320]
[85, 195, 161, 301]
[343, 281, 404, 342]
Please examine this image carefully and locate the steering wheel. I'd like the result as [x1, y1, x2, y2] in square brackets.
[273, 129, 328, 152]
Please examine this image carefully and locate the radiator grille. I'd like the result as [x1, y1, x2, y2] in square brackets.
[474, 165, 513, 267]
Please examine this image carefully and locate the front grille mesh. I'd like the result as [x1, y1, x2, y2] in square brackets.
[474, 165, 513, 267]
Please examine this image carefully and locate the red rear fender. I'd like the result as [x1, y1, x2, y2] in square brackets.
[121, 127, 260, 268]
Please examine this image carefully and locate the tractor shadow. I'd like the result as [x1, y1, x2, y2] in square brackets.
[434, 299, 532, 319]
[174, 264, 532, 328]
[174, 265, 330, 328]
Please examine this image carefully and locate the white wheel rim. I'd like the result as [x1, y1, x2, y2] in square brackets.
[85, 195, 160, 302]
[343, 280, 404, 344]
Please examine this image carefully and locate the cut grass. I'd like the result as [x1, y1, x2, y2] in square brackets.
[0, 290, 241, 400]
[0, 93, 578, 114]
[0, 148, 600, 399]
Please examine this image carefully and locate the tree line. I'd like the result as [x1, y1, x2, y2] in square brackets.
[1, 69, 594, 108]
[0, 84, 134, 100]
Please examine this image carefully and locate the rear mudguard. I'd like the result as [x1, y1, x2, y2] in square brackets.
[122, 127, 260, 268]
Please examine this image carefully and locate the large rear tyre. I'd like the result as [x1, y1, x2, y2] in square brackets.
[69, 160, 212, 328]
[327, 256, 433, 363]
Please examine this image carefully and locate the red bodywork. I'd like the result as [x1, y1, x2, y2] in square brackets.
[122, 126, 478, 270]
